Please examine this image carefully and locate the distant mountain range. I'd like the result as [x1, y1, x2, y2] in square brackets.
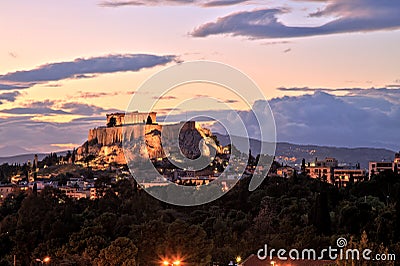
[213, 133, 396, 169]
[0, 145, 30, 157]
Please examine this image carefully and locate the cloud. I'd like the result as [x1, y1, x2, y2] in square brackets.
[0, 99, 115, 116]
[152, 95, 177, 100]
[0, 107, 69, 115]
[155, 88, 400, 150]
[222, 99, 239, 104]
[50, 143, 81, 149]
[0, 83, 31, 90]
[0, 117, 100, 156]
[277, 87, 365, 92]
[99, 0, 250, 7]
[74, 91, 121, 99]
[60, 102, 113, 116]
[278, 87, 400, 106]
[265, 90, 400, 150]
[43, 84, 62, 88]
[8, 52, 17, 59]
[209, 89, 400, 150]
[0, 91, 20, 103]
[0, 145, 30, 157]
[262, 41, 292, 46]
[344, 88, 400, 106]
[73, 74, 98, 79]
[202, 0, 250, 7]
[0, 54, 178, 90]
[1, 88, 399, 156]
[191, 0, 400, 39]
[71, 116, 105, 123]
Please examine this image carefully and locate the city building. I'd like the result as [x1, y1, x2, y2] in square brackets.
[305, 157, 365, 187]
[0, 184, 17, 204]
[277, 166, 296, 178]
[314, 157, 338, 168]
[180, 176, 215, 185]
[333, 168, 366, 188]
[368, 151, 400, 178]
[305, 158, 336, 182]
[395, 152, 400, 163]
[59, 187, 90, 200]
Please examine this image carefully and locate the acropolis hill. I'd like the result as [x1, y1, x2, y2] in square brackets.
[76, 112, 216, 166]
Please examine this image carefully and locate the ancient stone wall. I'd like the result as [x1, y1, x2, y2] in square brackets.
[81, 121, 216, 165]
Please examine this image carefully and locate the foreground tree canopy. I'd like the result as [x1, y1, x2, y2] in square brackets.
[0, 169, 400, 265]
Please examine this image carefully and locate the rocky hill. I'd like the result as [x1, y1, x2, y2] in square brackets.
[76, 121, 217, 165]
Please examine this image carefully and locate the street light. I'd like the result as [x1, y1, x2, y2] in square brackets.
[36, 256, 50, 265]
[162, 260, 181, 265]
[236, 256, 242, 264]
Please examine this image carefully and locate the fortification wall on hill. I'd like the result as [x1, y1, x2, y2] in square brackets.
[79, 121, 215, 165]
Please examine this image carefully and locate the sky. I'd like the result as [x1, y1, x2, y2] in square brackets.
[0, 0, 400, 156]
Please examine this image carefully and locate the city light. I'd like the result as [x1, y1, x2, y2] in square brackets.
[236, 256, 242, 263]
[35, 256, 50, 265]
[162, 259, 181, 265]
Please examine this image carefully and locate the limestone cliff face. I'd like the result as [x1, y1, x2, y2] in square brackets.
[77, 122, 218, 165]
[88, 127, 123, 146]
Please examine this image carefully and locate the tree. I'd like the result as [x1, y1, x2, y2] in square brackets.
[32, 159, 37, 171]
[66, 150, 72, 162]
[349, 173, 354, 187]
[95, 237, 138, 266]
[146, 115, 153, 124]
[33, 182, 37, 196]
[301, 158, 306, 173]
[395, 192, 400, 241]
[107, 117, 117, 127]
[71, 148, 76, 164]
[0, 170, 6, 183]
[84, 154, 96, 168]
[310, 192, 331, 235]
[157, 220, 212, 266]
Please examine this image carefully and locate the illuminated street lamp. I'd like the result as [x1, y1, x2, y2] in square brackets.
[36, 256, 50, 265]
[162, 260, 181, 265]
[228, 256, 242, 266]
[236, 256, 242, 264]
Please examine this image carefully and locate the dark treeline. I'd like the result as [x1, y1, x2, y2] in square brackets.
[0, 153, 75, 184]
[1, 170, 400, 265]
[0, 163, 21, 183]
